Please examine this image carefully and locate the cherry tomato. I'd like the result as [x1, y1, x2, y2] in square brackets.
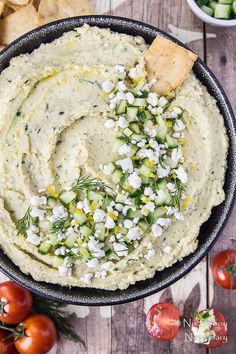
[191, 309, 227, 348]
[0, 329, 16, 354]
[0, 281, 32, 324]
[15, 314, 57, 354]
[211, 249, 236, 289]
[146, 302, 180, 341]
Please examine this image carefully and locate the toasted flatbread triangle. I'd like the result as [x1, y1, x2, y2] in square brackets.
[144, 36, 198, 96]
[37, 0, 93, 26]
[0, 1, 5, 16]
[0, 4, 37, 45]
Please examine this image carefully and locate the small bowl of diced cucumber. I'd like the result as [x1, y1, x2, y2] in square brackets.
[187, 0, 236, 26]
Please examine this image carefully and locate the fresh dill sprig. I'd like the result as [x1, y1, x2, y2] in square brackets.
[73, 175, 107, 193]
[15, 206, 35, 235]
[143, 214, 157, 236]
[171, 179, 185, 209]
[32, 296, 86, 347]
[50, 218, 68, 235]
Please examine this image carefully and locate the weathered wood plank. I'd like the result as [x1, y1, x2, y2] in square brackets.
[205, 24, 236, 353]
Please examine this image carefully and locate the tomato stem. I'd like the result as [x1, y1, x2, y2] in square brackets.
[0, 322, 25, 340]
[218, 255, 236, 289]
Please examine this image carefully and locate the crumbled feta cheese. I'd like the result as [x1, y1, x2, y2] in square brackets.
[105, 119, 116, 128]
[117, 81, 127, 91]
[156, 218, 171, 227]
[144, 121, 157, 137]
[26, 225, 41, 246]
[117, 116, 128, 128]
[102, 80, 114, 93]
[157, 165, 170, 178]
[58, 266, 72, 277]
[30, 207, 45, 221]
[76, 201, 84, 209]
[167, 182, 176, 192]
[30, 195, 46, 207]
[115, 65, 125, 73]
[95, 270, 107, 279]
[133, 217, 140, 224]
[119, 144, 131, 155]
[137, 140, 146, 148]
[144, 187, 153, 196]
[141, 202, 155, 216]
[93, 209, 106, 223]
[125, 92, 135, 104]
[129, 67, 138, 80]
[105, 216, 116, 229]
[176, 166, 188, 184]
[173, 119, 185, 132]
[151, 223, 163, 237]
[80, 273, 93, 285]
[122, 205, 132, 216]
[147, 92, 158, 107]
[147, 78, 157, 89]
[87, 258, 99, 268]
[116, 157, 133, 173]
[115, 203, 123, 212]
[172, 148, 183, 163]
[163, 246, 172, 254]
[127, 227, 141, 241]
[83, 198, 91, 214]
[144, 249, 155, 260]
[173, 107, 182, 115]
[113, 242, 128, 257]
[127, 172, 142, 188]
[101, 261, 113, 270]
[124, 219, 133, 229]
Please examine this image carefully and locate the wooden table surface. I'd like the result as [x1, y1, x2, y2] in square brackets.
[1, 1, 236, 353]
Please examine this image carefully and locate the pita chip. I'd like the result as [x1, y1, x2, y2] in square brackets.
[145, 36, 198, 96]
[0, 4, 37, 45]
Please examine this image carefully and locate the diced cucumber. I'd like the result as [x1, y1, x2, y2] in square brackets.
[123, 127, 133, 137]
[74, 211, 88, 225]
[197, 0, 208, 5]
[141, 175, 150, 185]
[156, 179, 168, 190]
[126, 145, 139, 158]
[38, 220, 51, 232]
[132, 79, 145, 95]
[144, 110, 153, 120]
[80, 247, 91, 261]
[156, 115, 167, 142]
[127, 107, 138, 120]
[131, 133, 146, 141]
[127, 209, 142, 219]
[111, 169, 123, 184]
[158, 96, 168, 107]
[219, 0, 233, 4]
[65, 233, 77, 248]
[119, 226, 128, 235]
[166, 134, 178, 148]
[38, 241, 51, 255]
[129, 122, 140, 134]
[115, 193, 127, 204]
[53, 256, 64, 267]
[138, 220, 149, 230]
[87, 191, 104, 201]
[155, 191, 172, 206]
[233, 0, 236, 13]
[101, 194, 113, 210]
[113, 137, 126, 153]
[103, 162, 116, 175]
[140, 164, 153, 178]
[209, 1, 218, 10]
[95, 222, 106, 240]
[59, 190, 77, 204]
[80, 225, 92, 238]
[116, 99, 127, 115]
[214, 4, 231, 18]
[201, 5, 214, 16]
[164, 157, 178, 169]
[47, 196, 57, 209]
[49, 234, 59, 246]
[147, 207, 166, 222]
[133, 98, 147, 107]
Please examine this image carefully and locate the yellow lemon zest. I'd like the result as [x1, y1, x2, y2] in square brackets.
[142, 197, 150, 203]
[88, 215, 94, 225]
[108, 211, 117, 220]
[182, 197, 192, 209]
[166, 121, 173, 128]
[147, 160, 155, 167]
[125, 184, 132, 190]
[91, 201, 98, 209]
[191, 161, 197, 170]
[180, 138, 186, 145]
[182, 147, 187, 156]
[149, 172, 155, 178]
[114, 226, 120, 233]
[47, 186, 59, 198]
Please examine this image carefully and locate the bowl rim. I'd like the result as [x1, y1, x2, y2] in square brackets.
[186, 0, 236, 26]
[0, 15, 236, 305]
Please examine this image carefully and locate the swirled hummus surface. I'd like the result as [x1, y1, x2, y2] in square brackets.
[0, 25, 228, 290]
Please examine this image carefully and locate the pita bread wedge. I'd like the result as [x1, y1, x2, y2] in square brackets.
[37, 0, 93, 26]
[0, 4, 37, 45]
[145, 36, 197, 96]
[0, 1, 5, 16]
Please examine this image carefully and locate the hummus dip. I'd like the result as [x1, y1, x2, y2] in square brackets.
[0, 25, 228, 290]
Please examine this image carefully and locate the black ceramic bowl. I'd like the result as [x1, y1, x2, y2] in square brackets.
[0, 16, 235, 305]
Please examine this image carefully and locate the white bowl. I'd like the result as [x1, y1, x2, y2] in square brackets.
[187, 0, 236, 27]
